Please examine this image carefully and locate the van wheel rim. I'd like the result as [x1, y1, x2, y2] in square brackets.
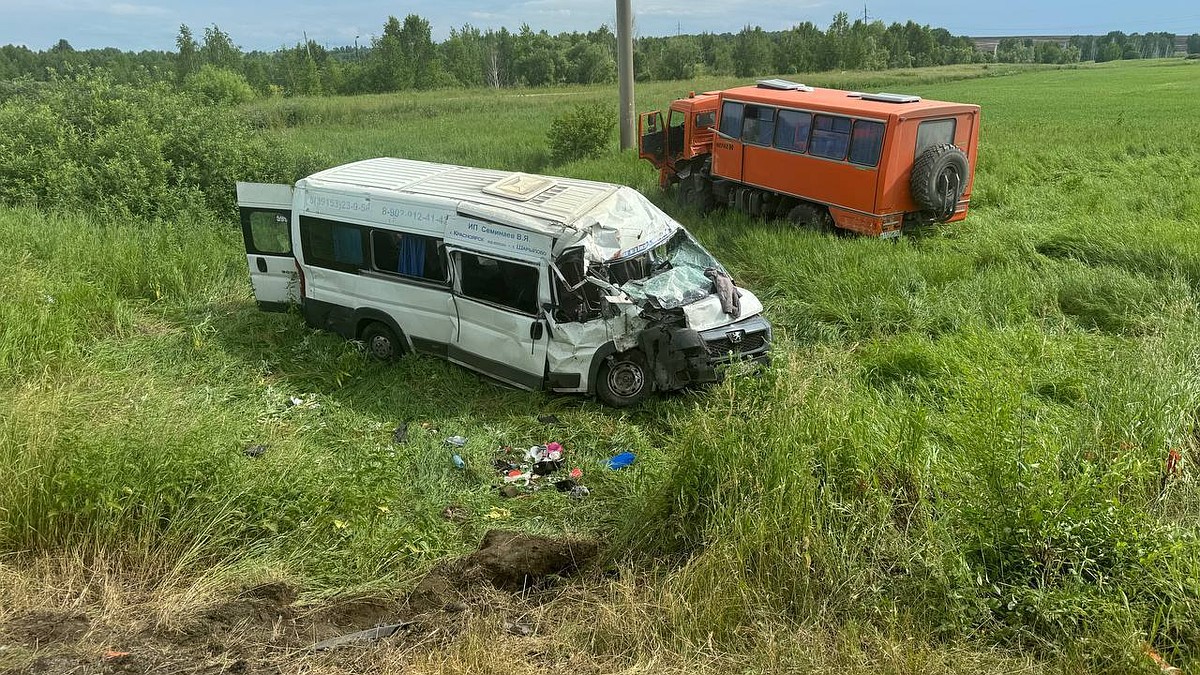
[370, 335, 393, 359]
[608, 362, 645, 397]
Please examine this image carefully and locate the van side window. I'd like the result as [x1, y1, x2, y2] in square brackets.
[246, 210, 291, 255]
[371, 230, 446, 283]
[456, 252, 539, 315]
[774, 110, 812, 153]
[742, 105, 776, 146]
[299, 216, 367, 273]
[848, 120, 885, 167]
[810, 114, 852, 160]
[718, 101, 743, 138]
[916, 118, 957, 156]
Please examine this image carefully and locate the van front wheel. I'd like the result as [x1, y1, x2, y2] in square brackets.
[597, 351, 650, 408]
[362, 322, 401, 362]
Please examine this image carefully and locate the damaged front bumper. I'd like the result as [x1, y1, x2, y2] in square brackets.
[698, 314, 772, 366]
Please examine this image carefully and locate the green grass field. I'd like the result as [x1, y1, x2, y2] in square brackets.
[2, 59, 1199, 673]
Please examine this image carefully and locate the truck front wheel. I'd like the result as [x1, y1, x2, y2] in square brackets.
[677, 175, 714, 214]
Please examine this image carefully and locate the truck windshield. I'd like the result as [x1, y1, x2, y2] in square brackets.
[607, 229, 724, 309]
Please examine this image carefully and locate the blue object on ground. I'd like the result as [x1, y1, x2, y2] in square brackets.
[606, 451, 636, 470]
[452, 454, 465, 469]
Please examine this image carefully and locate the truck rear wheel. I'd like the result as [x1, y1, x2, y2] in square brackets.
[911, 143, 968, 221]
[787, 203, 834, 233]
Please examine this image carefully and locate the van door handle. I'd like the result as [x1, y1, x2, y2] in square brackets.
[256, 257, 268, 273]
[529, 320, 544, 341]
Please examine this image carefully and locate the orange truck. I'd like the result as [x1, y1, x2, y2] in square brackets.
[638, 79, 981, 237]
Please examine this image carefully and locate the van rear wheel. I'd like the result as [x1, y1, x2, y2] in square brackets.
[362, 322, 401, 362]
[597, 350, 650, 408]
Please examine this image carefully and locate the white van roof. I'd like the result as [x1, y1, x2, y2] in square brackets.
[302, 157, 619, 235]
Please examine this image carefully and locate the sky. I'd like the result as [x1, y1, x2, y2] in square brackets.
[1, 0, 1198, 52]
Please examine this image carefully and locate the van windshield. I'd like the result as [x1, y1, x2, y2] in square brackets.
[607, 229, 724, 309]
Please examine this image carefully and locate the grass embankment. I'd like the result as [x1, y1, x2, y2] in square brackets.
[2, 59, 1199, 673]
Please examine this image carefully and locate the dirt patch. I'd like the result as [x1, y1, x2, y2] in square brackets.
[1, 532, 599, 673]
[7, 609, 90, 647]
[410, 530, 599, 612]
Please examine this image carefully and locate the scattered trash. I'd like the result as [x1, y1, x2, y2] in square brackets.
[243, 444, 267, 458]
[568, 485, 590, 500]
[1143, 643, 1183, 675]
[445, 436, 467, 447]
[606, 451, 636, 470]
[545, 442, 564, 460]
[310, 622, 411, 651]
[537, 414, 561, 425]
[532, 459, 563, 476]
[569, 467, 583, 479]
[441, 505, 469, 523]
[101, 650, 131, 660]
[554, 479, 577, 492]
[486, 507, 511, 520]
[451, 454, 465, 469]
[504, 621, 533, 637]
[392, 421, 409, 445]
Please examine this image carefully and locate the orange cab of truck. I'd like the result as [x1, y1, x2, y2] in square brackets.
[638, 79, 981, 237]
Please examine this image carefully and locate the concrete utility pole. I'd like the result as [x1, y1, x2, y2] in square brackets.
[617, 0, 635, 151]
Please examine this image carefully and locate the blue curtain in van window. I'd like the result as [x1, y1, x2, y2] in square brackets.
[332, 226, 364, 264]
[399, 236, 426, 277]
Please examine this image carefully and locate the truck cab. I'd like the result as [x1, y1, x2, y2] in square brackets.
[639, 93, 719, 189]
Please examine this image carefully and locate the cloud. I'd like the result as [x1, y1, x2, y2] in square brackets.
[107, 3, 168, 16]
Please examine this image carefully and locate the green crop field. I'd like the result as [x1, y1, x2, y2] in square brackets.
[2, 59, 1199, 674]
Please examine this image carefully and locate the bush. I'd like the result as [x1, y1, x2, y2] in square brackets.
[184, 65, 256, 105]
[547, 103, 616, 165]
[0, 71, 321, 220]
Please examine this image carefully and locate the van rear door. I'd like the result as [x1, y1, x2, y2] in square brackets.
[236, 182, 299, 312]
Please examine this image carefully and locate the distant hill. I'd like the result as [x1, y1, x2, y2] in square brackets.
[969, 34, 1189, 55]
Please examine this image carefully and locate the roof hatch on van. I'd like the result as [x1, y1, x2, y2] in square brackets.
[849, 92, 922, 104]
[483, 173, 557, 201]
[756, 78, 813, 92]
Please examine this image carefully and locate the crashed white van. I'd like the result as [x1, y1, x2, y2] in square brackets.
[236, 158, 771, 406]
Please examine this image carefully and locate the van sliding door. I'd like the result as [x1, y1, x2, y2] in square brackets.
[448, 250, 549, 390]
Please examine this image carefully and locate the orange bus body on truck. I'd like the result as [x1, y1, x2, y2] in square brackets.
[638, 80, 981, 237]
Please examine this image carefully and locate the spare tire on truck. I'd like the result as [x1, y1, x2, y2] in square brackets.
[910, 143, 969, 222]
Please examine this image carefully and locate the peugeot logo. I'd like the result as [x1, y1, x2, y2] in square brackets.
[727, 330, 745, 344]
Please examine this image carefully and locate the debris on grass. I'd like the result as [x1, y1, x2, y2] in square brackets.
[310, 622, 411, 652]
[445, 435, 467, 447]
[606, 451, 636, 470]
[244, 444, 267, 458]
[392, 421, 409, 444]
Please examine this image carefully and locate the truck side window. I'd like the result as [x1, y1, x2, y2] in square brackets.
[695, 111, 715, 129]
[916, 118, 957, 157]
[848, 120, 885, 167]
[774, 110, 812, 153]
[742, 105, 776, 146]
[370, 230, 446, 283]
[299, 216, 367, 273]
[718, 101, 743, 138]
[456, 252, 539, 315]
[810, 114, 852, 161]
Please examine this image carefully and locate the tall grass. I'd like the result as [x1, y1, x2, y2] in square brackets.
[1, 59, 1199, 672]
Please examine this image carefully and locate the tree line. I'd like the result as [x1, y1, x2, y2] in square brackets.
[2, 14, 1197, 97]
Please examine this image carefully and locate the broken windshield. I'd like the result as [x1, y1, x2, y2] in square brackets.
[609, 229, 725, 309]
